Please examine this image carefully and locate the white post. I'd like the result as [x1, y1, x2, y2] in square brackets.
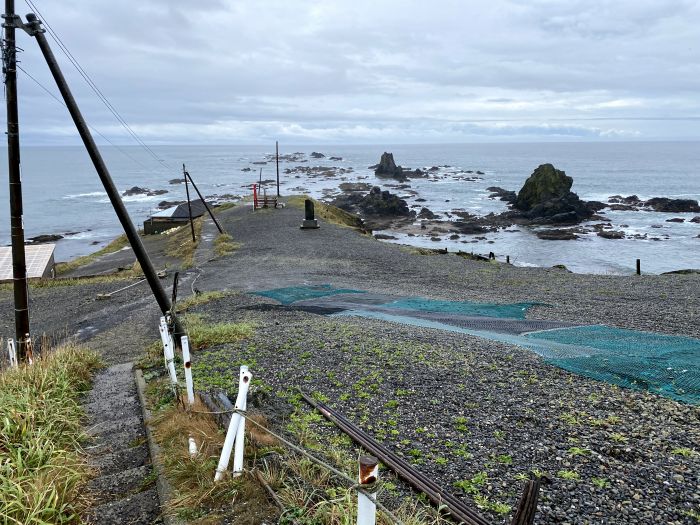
[188, 436, 198, 458]
[232, 372, 248, 476]
[7, 338, 16, 368]
[159, 317, 178, 387]
[357, 455, 378, 525]
[181, 336, 195, 406]
[214, 366, 252, 481]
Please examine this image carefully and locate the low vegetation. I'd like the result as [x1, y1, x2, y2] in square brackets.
[0, 344, 102, 523]
[165, 218, 204, 268]
[287, 195, 364, 230]
[213, 233, 240, 257]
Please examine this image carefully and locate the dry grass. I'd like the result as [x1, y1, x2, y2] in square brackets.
[0, 344, 102, 523]
[175, 291, 230, 314]
[213, 233, 240, 257]
[148, 387, 278, 523]
[165, 218, 204, 268]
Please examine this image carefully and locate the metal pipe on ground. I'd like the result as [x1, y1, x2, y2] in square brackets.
[299, 390, 493, 525]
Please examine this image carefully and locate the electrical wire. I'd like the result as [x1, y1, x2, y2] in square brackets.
[17, 63, 152, 169]
[23, 0, 176, 173]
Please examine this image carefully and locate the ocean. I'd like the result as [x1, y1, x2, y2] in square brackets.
[0, 142, 698, 275]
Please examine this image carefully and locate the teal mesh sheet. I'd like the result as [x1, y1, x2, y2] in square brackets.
[385, 297, 538, 319]
[334, 311, 700, 404]
[526, 326, 700, 404]
[253, 285, 365, 305]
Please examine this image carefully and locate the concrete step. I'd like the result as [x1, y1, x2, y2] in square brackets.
[87, 464, 153, 505]
[86, 487, 161, 525]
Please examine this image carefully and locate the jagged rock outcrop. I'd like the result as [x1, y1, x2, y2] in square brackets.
[511, 164, 594, 224]
[371, 152, 424, 181]
[332, 186, 413, 220]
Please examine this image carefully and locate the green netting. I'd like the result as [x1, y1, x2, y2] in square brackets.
[526, 326, 700, 404]
[253, 285, 365, 305]
[385, 297, 538, 319]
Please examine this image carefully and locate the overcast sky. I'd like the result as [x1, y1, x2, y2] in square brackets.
[11, 0, 700, 144]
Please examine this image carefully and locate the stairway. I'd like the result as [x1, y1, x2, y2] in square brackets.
[83, 362, 161, 524]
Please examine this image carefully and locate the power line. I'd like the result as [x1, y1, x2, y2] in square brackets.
[17, 63, 152, 170]
[23, 0, 175, 173]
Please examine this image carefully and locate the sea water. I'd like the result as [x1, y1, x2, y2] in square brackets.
[0, 142, 698, 274]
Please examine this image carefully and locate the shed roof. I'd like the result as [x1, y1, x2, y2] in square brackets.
[151, 199, 206, 219]
[0, 244, 55, 281]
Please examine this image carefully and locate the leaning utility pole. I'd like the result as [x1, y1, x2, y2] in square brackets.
[2, 0, 31, 360]
[23, 13, 183, 341]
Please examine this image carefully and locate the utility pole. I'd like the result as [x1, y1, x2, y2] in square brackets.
[183, 164, 195, 243]
[24, 13, 184, 343]
[275, 140, 280, 198]
[2, 0, 31, 360]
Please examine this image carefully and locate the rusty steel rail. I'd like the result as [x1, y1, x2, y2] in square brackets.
[299, 389, 493, 525]
[510, 478, 543, 525]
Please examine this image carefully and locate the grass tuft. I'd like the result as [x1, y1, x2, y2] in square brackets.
[165, 219, 204, 268]
[0, 344, 102, 522]
[213, 233, 240, 257]
[182, 313, 254, 350]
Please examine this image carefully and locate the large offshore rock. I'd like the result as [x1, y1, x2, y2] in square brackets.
[513, 164, 593, 223]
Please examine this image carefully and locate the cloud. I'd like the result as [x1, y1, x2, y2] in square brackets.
[12, 0, 700, 144]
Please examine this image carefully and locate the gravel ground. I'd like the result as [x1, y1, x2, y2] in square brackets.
[1, 202, 698, 524]
[190, 293, 700, 525]
[197, 205, 700, 339]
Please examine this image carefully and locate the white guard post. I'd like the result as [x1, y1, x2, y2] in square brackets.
[181, 336, 195, 406]
[232, 368, 249, 476]
[159, 316, 178, 387]
[7, 338, 17, 368]
[214, 365, 252, 481]
[357, 455, 378, 525]
[188, 436, 198, 458]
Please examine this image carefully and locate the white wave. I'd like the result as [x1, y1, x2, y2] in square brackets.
[63, 191, 107, 199]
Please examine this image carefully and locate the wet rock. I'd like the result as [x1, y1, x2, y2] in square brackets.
[241, 167, 252, 172]
[27, 234, 63, 243]
[486, 186, 517, 203]
[453, 221, 489, 235]
[157, 200, 185, 209]
[168, 178, 185, 184]
[666, 218, 685, 223]
[536, 229, 579, 240]
[645, 197, 700, 213]
[122, 186, 167, 197]
[329, 156, 343, 161]
[417, 207, 438, 220]
[339, 182, 373, 192]
[552, 264, 572, 272]
[374, 233, 397, 240]
[690, 216, 700, 223]
[597, 230, 625, 239]
[332, 186, 413, 219]
[310, 152, 325, 158]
